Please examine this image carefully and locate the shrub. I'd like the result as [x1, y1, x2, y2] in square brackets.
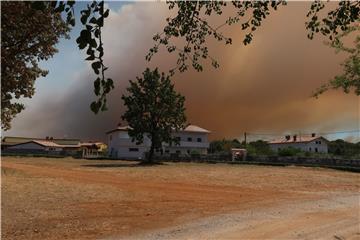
[278, 147, 301, 156]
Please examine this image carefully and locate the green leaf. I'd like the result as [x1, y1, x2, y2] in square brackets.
[103, 9, 110, 18]
[91, 61, 101, 74]
[94, 77, 101, 95]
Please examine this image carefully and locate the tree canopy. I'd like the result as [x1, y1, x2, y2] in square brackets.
[313, 26, 360, 97]
[1, 1, 70, 130]
[121, 68, 186, 163]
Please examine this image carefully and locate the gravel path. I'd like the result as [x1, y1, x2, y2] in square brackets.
[115, 194, 360, 240]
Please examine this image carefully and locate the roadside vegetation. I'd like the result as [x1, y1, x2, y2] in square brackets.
[209, 138, 360, 159]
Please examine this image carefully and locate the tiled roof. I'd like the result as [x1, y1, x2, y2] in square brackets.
[106, 126, 132, 134]
[106, 124, 211, 134]
[9, 140, 81, 148]
[269, 136, 326, 144]
[32, 140, 63, 147]
[183, 125, 211, 133]
[2, 136, 80, 145]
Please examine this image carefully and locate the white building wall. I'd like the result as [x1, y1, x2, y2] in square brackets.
[107, 130, 210, 159]
[270, 138, 328, 153]
[165, 131, 209, 154]
[108, 131, 151, 159]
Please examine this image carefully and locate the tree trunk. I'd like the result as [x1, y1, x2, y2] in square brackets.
[147, 139, 155, 163]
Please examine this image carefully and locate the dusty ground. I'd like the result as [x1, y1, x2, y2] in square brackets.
[1, 157, 359, 240]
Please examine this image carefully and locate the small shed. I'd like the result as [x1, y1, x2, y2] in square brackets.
[231, 148, 247, 161]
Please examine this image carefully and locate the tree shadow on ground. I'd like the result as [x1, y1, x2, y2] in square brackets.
[81, 162, 166, 168]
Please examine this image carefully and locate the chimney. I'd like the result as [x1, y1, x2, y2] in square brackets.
[293, 135, 297, 142]
[285, 135, 290, 141]
[311, 133, 316, 137]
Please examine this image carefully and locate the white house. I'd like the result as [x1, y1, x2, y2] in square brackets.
[106, 124, 211, 159]
[269, 134, 328, 153]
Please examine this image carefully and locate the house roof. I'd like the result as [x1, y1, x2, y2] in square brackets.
[106, 126, 132, 134]
[183, 125, 211, 133]
[269, 136, 328, 144]
[32, 140, 63, 147]
[9, 140, 81, 148]
[2, 136, 80, 146]
[106, 124, 210, 134]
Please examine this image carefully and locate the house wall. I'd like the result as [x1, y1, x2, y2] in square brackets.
[270, 138, 328, 153]
[165, 131, 209, 155]
[107, 131, 151, 159]
[107, 130, 210, 159]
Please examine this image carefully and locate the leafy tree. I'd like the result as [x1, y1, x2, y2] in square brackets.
[1, 1, 70, 130]
[328, 139, 360, 157]
[121, 68, 186, 163]
[313, 26, 360, 97]
[209, 138, 242, 153]
[1, 0, 112, 130]
[248, 140, 273, 155]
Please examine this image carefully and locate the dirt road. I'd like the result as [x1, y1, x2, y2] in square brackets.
[2, 157, 359, 239]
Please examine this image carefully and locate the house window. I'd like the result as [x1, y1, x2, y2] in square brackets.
[187, 137, 192, 142]
[197, 138, 202, 142]
[176, 150, 181, 154]
[129, 148, 139, 152]
[187, 149, 190, 154]
[318, 141, 321, 144]
[315, 148, 318, 153]
[165, 150, 169, 153]
[309, 147, 312, 152]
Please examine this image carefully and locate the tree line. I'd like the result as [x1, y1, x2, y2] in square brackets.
[209, 138, 360, 158]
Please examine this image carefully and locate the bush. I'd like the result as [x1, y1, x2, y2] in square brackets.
[278, 147, 301, 156]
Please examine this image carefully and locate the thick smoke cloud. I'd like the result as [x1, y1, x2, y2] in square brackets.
[5, 2, 359, 142]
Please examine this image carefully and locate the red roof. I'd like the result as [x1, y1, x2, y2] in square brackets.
[106, 124, 210, 134]
[269, 136, 327, 144]
[9, 140, 81, 148]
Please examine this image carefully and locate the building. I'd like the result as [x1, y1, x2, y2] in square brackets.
[1, 136, 80, 150]
[106, 124, 211, 159]
[2, 137, 107, 158]
[6, 140, 64, 152]
[269, 134, 328, 153]
[231, 148, 247, 161]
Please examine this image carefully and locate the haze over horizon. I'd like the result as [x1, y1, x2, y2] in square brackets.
[3, 2, 359, 142]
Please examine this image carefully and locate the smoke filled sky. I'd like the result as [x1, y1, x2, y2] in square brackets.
[4, 1, 360, 142]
